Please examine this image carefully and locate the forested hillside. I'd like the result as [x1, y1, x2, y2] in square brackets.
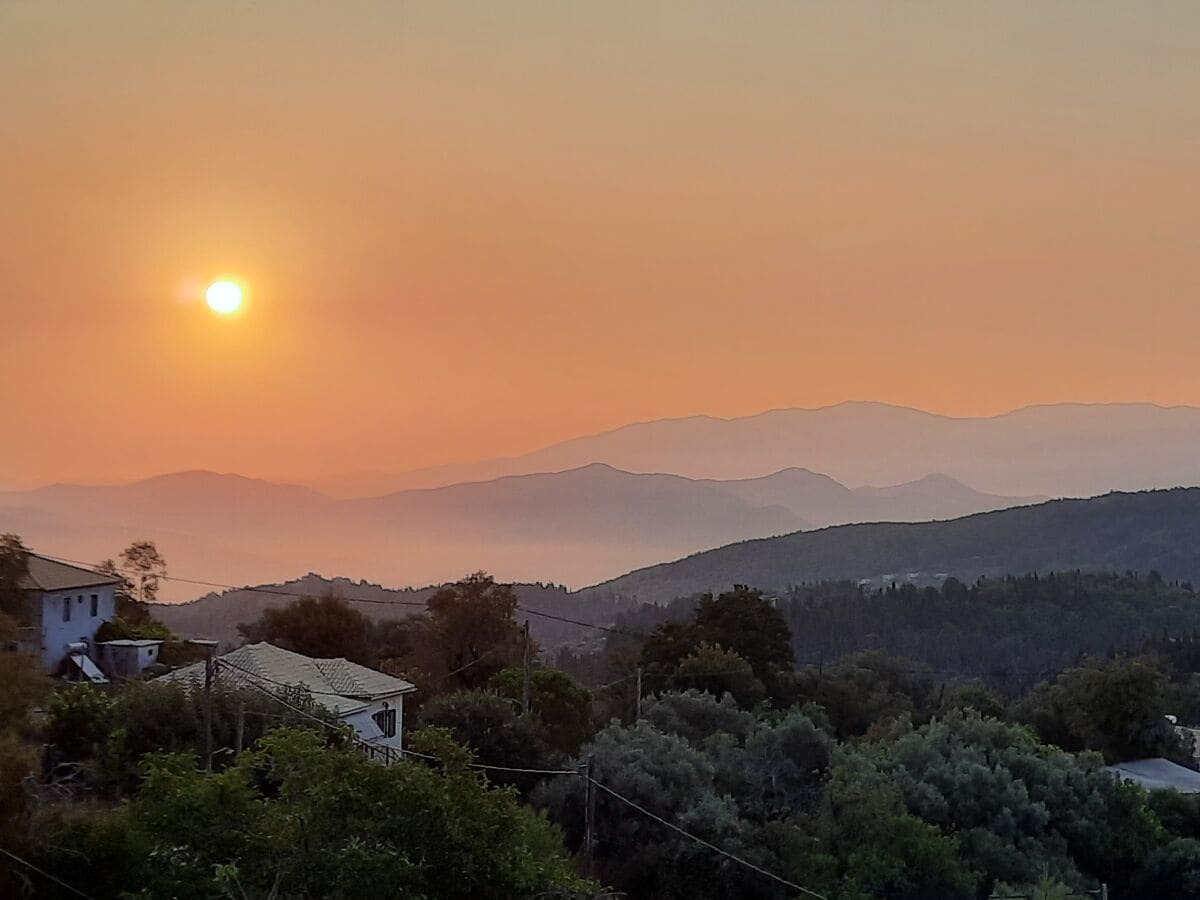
[583, 488, 1200, 603]
[608, 571, 1200, 691]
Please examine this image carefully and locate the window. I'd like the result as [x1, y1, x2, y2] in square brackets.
[90, 594, 99, 617]
[62, 597, 71, 623]
[372, 705, 397, 738]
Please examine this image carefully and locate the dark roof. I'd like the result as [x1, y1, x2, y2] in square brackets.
[19, 554, 122, 592]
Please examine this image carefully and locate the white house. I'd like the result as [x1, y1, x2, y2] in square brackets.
[15, 554, 121, 676]
[158, 642, 417, 757]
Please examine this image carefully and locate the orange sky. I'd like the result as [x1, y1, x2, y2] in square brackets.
[2, 2, 1199, 485]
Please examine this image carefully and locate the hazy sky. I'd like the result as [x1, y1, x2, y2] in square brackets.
[2, 2, 1198, 484]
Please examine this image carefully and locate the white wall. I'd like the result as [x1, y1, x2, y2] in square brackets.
[98, 641, 162, 679]
[39, 586, 115, 671]
[340, 694, 407, 753]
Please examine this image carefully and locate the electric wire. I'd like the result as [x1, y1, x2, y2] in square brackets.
[38, 553, 638, 637]
[40, 553, 1065, 682]
[586, 778, 829, 900]
[0, 846, 99, 900]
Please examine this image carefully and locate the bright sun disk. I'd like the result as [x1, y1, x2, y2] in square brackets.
[205, 280, 243, 314]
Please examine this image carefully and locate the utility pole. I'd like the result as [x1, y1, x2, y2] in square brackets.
[234, 700, 245, 755]
[203, 651, 215, 771]
[579, 755, 596, 877]
[521, 620, 531, 717]
[186, 639, 219, 772]
[635, 666, 643, 721]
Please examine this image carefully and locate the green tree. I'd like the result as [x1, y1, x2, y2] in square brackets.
[35, 728, 590, 900]
[407, 573, 525, 691]
[118, 540, 167, 603]
[417, 690, 554, 792]
[43, 680, 338, 795]
[866, 711, 1162, 891]
[793, 651, 935, 739]
[675, 643, 767, 709]
[638, 586, 795, 705]
[1131, 838, 1200, 897]
[537, 692, 834, 899]
[490, 666, 594, 756]
[993, 872, 1082, 899]
[0, 611, 51, 897]
[0, 534, 29, 619]
[940, 683, 1007, 720]
[1014, 658, 1183, 762]
[694, 586, 794, 682]
[238, 592, 372, 663]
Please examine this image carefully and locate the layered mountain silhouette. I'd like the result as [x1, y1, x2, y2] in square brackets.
[0, 463, 1032, 599]
[313, 402, 1200, 498]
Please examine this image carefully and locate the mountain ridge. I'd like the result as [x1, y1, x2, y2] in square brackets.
[0, 463, 1035, 601]
[306, 401, 1200, 498]
[576, 487, 1200, 604]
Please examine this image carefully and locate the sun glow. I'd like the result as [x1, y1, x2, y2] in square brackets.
[205, 280, 244, 315]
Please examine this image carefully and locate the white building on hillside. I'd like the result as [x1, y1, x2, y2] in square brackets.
[158, 642, 417, 757]
[14, 554, 121, 676]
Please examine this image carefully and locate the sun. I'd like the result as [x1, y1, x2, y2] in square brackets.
[205, 280, 244, 315]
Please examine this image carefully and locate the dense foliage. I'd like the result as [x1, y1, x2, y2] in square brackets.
[608, 571, 1200, 691]
[42, 679, 339, 795]
[538, 694, 1187, 899]
[15, 547, 1200, 899]
[31, 729, 589, 900]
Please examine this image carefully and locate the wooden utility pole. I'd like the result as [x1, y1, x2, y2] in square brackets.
[580, 755, 596, 876]
[521, 620, 532, 717]
[234, 700, 245, 755]
[635, 667, 643, 721]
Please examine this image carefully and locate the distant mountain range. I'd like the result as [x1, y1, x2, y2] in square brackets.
[0, 464, 1034, 600]
[152, 489, 1200, 653]
[311, 402, 1200, 498]
[578, 488, 1200, 604]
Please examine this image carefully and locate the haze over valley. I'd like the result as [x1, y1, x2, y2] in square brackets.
[8, 399, 1200, 604]
[0, 436, 1038, 600]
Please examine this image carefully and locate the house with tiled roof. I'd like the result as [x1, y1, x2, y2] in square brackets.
[158, 642, 417, 756]
[13, 553, 123, 677]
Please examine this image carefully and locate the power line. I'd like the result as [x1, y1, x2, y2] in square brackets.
[210, 655, 380, 702]
[41, 552, 1061, 682]
[215, 659, 341, 729]
[427, 646, 503, 686]
[172, 645, 823, 897]
[586, 778, 828, 900]
[0, 846, 98, 900]
[39, 553, 637, 637]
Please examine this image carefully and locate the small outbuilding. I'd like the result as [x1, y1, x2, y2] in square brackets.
[97, 639, 164, 679]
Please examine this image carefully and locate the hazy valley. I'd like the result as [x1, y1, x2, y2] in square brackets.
[0, 448, 1039, 601]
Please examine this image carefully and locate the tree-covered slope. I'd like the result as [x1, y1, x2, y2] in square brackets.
[581, 488, 1200, 603]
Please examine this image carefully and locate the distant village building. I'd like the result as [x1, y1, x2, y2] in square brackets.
[8, 552, 163, 682]
[157, 642, 417, 757]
